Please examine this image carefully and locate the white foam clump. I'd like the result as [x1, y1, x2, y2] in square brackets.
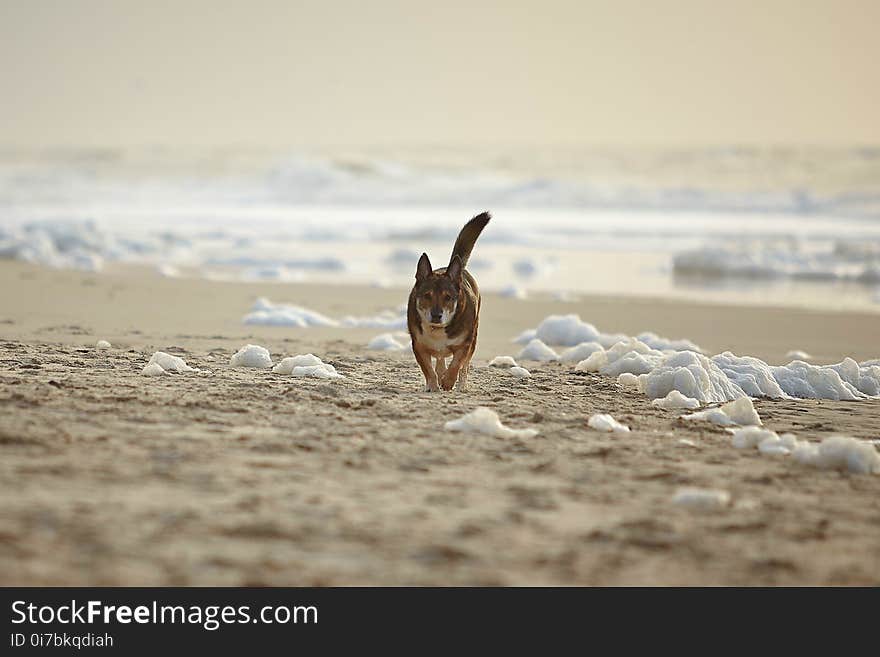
[141, 362, 167, 376]
[242, 298, 339, 328]
[444, 407, 538, 439]
[731, 426, 783, 449]
[599, 339, 665, 377]
[682, 396, 761, 426]
[758, 433, 800, 456]
[580, 340, 879, 403]
[617, 373, 641, 391]
[272, 353, 323, 374]
[575, 339, 699, 388]
[652, 390, 701, 410]
[522, 314, 702, 352]
[272, 353, 342, 378]
[489, 356, 518, 368]
[512, 329, 537, 344]
[518, 339, 559, 362]
[533, 314, 600, 346]
[292, 363, 343, 379]
[230, 344, 273, 368]
[559, 341, 604, 363]
[636, 332, 703, 352]
[509, 366, 531, 378]
[340, 305, 407, 329]
[785, 350, 812, 360]
[711, 352, 880, 400]
[793, 435, 880, 475]
[638, 351, 745, 402]
[575, 350, 607, 373]
[96, 340, 111, 350]
[775, 361, 849, 400]
[367, 333, 407, 351]
[672, 487, 731, 511]
[519, 314, 880, 403]
[711, 352, 786, 398]
[588, 413, 630, 433]
[141, 351, 197, 375]
[732, 427, 880, 474]
[824, 358, 880, 397]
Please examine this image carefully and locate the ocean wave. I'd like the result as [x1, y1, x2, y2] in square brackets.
[673, 239, 880, 283]
[3, 148, 880, 217]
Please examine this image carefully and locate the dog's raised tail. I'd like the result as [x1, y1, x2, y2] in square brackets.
[449, 211, 490, 269]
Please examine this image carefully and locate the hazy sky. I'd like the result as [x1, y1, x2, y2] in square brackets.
[1, 0, 878, 148]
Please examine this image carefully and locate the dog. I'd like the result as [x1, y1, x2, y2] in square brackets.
[407, 212, 490, 392]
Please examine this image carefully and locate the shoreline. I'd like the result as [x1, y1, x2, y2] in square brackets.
[2, 260, 879, 364]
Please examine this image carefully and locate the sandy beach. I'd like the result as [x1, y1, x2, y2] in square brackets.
[1, 260, 878, 586]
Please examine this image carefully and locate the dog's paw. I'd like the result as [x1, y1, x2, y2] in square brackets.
[439, 372, 457, 391]
[424, 381, 440, 392]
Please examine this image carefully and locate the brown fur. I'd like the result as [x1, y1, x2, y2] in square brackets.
[407, 212, 490, 391]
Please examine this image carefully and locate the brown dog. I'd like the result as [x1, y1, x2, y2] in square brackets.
[407, 212, 490, 392]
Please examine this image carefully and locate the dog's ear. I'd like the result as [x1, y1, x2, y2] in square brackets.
[447, 255, 463, 283]
[416, 253, 432, 281]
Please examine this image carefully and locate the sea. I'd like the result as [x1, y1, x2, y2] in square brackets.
[2, 145, 879, 312]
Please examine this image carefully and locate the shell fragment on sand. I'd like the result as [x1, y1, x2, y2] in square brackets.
[96, 340, 111, 350]
[509, 366, 531, 378]
[444, 407, 538, 439]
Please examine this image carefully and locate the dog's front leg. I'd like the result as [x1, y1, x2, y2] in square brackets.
[413, 343, 440, 392]
[439, 346, 467, 391]
[434, 356, 447, 381]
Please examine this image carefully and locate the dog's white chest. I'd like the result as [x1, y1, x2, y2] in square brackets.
[420, 325, 464, 355]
